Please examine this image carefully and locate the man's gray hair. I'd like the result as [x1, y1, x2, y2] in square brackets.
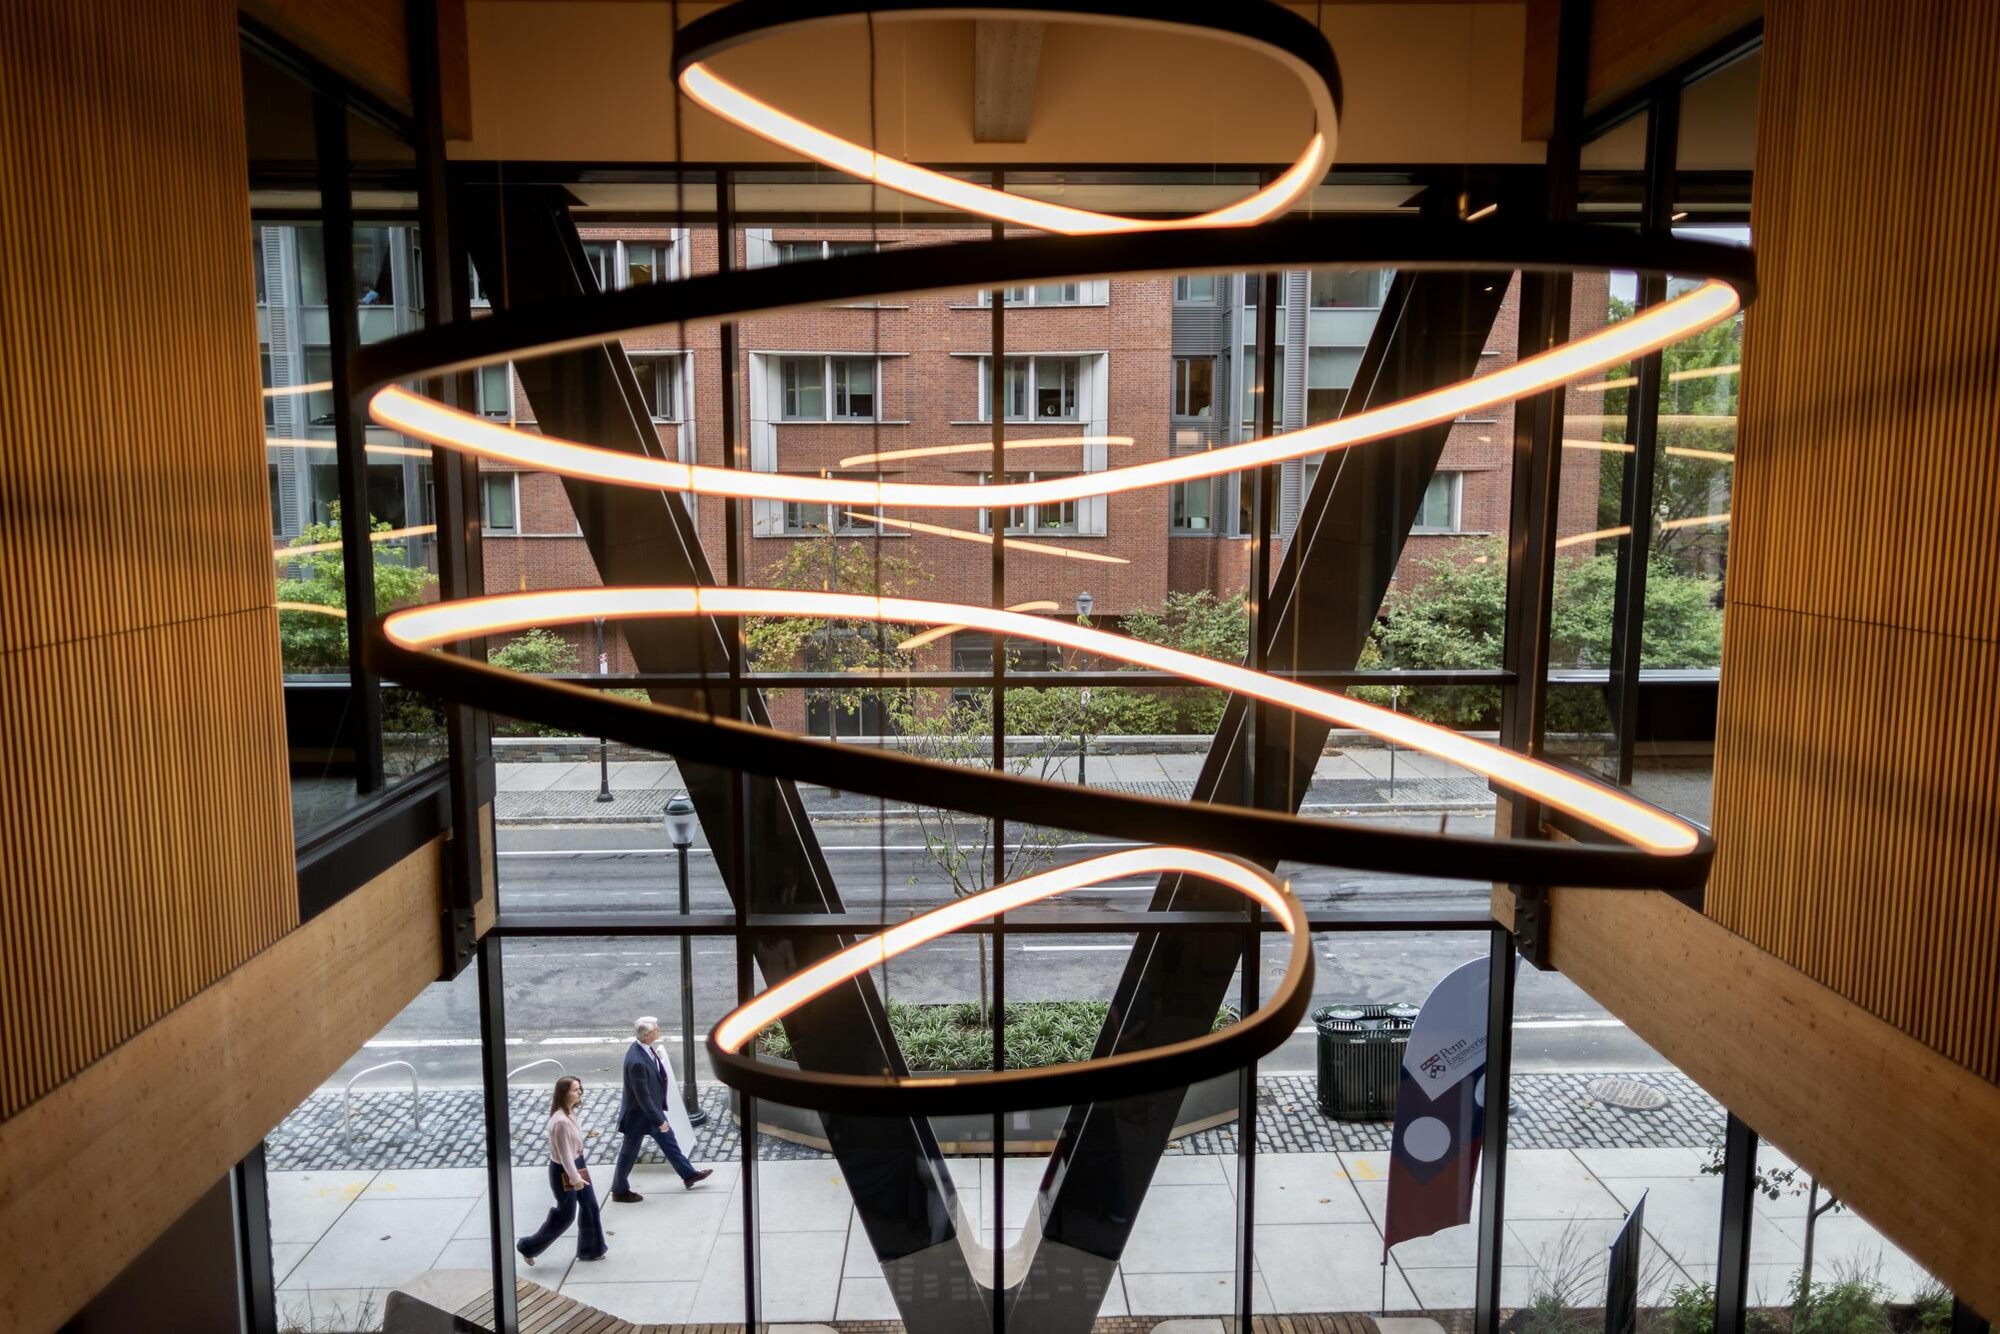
[634, 1016, 660, 1038]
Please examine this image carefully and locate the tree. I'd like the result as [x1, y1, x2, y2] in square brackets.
[275, 504, 434, 674]
[745, 534, 927, 731]
[1120, 588, 1250, 733]
[891, 687, 1075, 1023]
[489, 627, 581, 676]
[1356, 540, 1724, 727]
[1701, 1145, 1843, 1300]
[1592, 291, 1742, 575]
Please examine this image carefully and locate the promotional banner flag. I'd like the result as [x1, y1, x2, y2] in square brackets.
[1383, 958, 1489, 1256]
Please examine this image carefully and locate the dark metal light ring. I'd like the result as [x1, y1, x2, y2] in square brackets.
[670, 2, 1342, 240]
[703, 848, 1311, 1117]
[350, 219, 1755, 392]
[368, 635, 1714, 889]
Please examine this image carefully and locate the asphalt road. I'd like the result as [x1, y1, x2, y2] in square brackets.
[323, 815, 1672, 1097]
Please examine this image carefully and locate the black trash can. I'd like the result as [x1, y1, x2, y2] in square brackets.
[1312, 1003, 1420, 1120]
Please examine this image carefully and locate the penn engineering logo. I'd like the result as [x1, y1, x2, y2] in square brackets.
[1419, 1036, 1473, 1080]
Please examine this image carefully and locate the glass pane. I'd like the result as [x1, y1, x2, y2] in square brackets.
[261, 968, 491, 1330]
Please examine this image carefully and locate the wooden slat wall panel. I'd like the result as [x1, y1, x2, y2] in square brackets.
[0, 838, 446, 1334]
[0, 0, 297, 1120]
[1708, 0, 2000, 1083]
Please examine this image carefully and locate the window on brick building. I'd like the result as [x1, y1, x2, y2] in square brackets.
[1173, 357, 1214, 418]
[1306, 347, 1360, 425]
[1412, 472, 1462, 533]
[1173, 275, 1216, 303]
[977, 355, 1080, 421]
[1309, 269, 1385, 307]
[476, 363, 513, 419]
[1170, 479, 1215, 533]
[777, 239, 875, 264]
[783, 472, 880, 535]
[629, 354, 679, 420]
[780, 355, 878, 421]
[481, 473, 518, 532]
[580, 242, 611, 291]
[624, 241, 671, 287]
[1240, 345, 1284, 426]
[978, 472, 1079, 535]
[980, 282, 1081, 306]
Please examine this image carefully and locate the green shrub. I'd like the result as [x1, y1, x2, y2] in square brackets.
[1791, 1275, 1889, 1334]
[756, 999, 1235, 1070]
[1657, 1282, 1717, 1334]
[1911, 1280, 1951, 1334]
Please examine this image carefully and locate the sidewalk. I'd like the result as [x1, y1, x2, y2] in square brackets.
[267, 1136, 1928, 1330]
[495, 748, 1497, 825]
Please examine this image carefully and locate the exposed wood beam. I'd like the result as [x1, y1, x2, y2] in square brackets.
[1494, 885, 2000, 1318]
[1522, 0, 1761, 138]
[974, 19, 1044, 143]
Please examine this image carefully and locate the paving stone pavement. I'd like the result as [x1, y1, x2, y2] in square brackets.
[267, 1070, 1722, 1172]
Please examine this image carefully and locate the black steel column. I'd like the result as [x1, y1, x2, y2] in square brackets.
[1472, 926, 1518, 1334]
[1714, 1113, 1757, 1334]
[1608, 89, 1681, 786]
[714, 169, 762, 1333]
[475, 934, 520, 1332]
[1498, 0, 1590, 972]
[1950, 1299, 1992, 1334]
[989, 178, 1008, 1334]
[311, 95, 385, 792]
[231, 1144, 278, 1334]
[407, 0, 487, 978]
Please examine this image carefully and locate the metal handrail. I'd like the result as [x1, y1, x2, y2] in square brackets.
[507, 1058, 567, 1083]
[342, 1060, 422, 1148]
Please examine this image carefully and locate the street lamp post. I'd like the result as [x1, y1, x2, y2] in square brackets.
[1075, 592, 1094, 787]
[594, 617, 613, 803]
[664, 794, 707, 1124]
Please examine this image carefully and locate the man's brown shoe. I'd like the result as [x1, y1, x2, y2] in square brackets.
[684, 1169, 714, 1190]
[611, 1190, 644, 1203]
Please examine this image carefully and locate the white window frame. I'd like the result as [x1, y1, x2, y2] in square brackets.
[1169, 478, 1216, 533]
[777, 355, 881, 422]
[1173, 274, 1217, 304]
[481, 472, 520, 533]
[1172, 356, 1215, 419]
[476, 362, 516, 421]
[580, 242, 612, 292]
[977, 355, 1081, 423]
[978, 471, 1080, 536]
[1411, 472, 1463, 534]
[628, 353, 680, 422]
[782, 471, 881, 536]
[980, 282, 1083, 307]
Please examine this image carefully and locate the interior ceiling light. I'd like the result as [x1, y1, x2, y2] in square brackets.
[837, 436, 1133, 469]
[897, 600, 1058, 654]
[676, 2, 1341, 237]
[266, 436, 433, 460]
[1560, 438, 1736, 464]
[703, 847, 1310, 1115]
[275, 601, 346, 618]
[367, 280, 1741, 514]
[386, 587, 1700, 857]
[357, 221, 1751, 902]
[1568, 362, 1740, 395]
[262, 381, 334, 398]
[844, 511, 1130, 564]
[1553, 511, 1730, 549]
[274, 523, 436, 560]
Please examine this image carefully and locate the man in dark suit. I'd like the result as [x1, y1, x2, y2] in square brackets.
[609, 1015, 713, 1202]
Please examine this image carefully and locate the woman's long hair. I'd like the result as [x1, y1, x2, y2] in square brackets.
[549, 1076, 581, 1115]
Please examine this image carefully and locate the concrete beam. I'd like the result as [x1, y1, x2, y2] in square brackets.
[974, 20, 1044, 143]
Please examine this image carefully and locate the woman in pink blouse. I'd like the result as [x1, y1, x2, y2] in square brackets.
[517, 1076, 608, 1265]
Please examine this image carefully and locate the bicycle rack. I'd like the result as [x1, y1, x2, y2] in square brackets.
[342, 1060, 422, 1149]
[506, 1058, 567, 1084]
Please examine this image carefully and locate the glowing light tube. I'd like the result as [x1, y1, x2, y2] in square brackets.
[275, 523, 437, 561]
[843, 511, 1130, 564]
[680, 60, 1333, 237]
[896, 600, 1058, 654]
[837, 436, 1133, 469]
[368, 280, 1740, 514]
[711, 847, 1294, 1057]
[385, 587, 1702, 857]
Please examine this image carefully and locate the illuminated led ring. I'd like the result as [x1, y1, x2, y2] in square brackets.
[358, 221, 1753, 519]
[674, 0, 1342, 236]
[701, 848, 1309, 1116]
[377, 587, 1710, 888]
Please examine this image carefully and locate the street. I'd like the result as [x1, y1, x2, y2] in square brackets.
[321, 812, 1674, 1098]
